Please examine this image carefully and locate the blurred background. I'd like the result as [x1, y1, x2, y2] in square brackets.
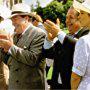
[0, 0, 84, 33]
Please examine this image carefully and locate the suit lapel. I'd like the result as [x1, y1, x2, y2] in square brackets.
[16, 28, 30, 48]
[14, 24, 37, 48]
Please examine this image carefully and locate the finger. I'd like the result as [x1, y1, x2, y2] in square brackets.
[46, 20, 55, 26]
[56, 18, 60, 25]
[48, 33, 52, 37]
[43, 22, 52, 32]
[0, 34, 8, 39]
[44, 26, 51, 33]
[44, 22, 52, 29]
[47, 33, 55, 41]
[0, 39, 8, 44]
[0, 39, 4, 47]
[45, 20, 59, 31]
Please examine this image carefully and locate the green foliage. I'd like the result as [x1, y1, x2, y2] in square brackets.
[34, 6, 43, 16]
[34, 0, 73, 29]
[43, 1, 64, 22]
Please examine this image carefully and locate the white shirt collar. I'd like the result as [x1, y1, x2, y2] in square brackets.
[22, 23, 33, 35]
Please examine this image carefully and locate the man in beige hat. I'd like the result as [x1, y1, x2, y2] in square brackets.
[0, 3, 46, 90]
[0, 5, 12, 90]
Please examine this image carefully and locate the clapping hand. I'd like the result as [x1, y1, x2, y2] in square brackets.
[44, 20, 61, 41]
[0, 34, 13, 52]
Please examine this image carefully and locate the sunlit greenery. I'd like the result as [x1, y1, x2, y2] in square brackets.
[34, 0, 72, 29]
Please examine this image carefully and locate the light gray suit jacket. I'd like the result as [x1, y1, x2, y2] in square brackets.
[5, 24, 46, 89]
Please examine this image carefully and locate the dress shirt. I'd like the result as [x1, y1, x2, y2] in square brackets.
[43, 31, 66, 49]
[37, 22, 47, 34]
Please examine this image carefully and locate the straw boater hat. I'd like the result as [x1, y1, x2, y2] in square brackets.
[10, 3, 32, 18]
[73, 0, 90, 13]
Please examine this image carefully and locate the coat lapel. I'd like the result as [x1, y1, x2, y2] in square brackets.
[14, 25, 36, 48]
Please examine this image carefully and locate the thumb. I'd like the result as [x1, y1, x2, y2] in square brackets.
[56, 18, 60, 26]
[47, 33, 54, 41]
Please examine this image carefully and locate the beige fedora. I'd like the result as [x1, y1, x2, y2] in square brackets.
[73, 0, 90, 13]
[10, 3, 32, 18]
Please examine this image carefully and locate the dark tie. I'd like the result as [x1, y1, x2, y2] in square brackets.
[16, 34, 22, 43]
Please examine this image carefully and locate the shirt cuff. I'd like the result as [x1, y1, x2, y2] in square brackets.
[43, 37, 53, 49]
[72, 67, 83, 76]
[8, 45, 19, 54]
[57, 31, 66, 44]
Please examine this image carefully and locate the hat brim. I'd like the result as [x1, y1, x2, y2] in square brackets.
[9, 12, 32, 18]
[73, 0, 90, 14]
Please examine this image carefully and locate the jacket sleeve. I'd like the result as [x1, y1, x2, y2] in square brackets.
[42, 40, 62, 59]
[9, 32, 46, 67]
[42, 46, 55, 59]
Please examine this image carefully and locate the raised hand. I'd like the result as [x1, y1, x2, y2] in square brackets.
[44, 20, 61, 40]
[0, 34, 13, 52]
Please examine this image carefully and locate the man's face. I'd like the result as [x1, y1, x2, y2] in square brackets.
[11, 15, 25, 34]
[78, 11, 90, 27]
[66, 8, 80, 35]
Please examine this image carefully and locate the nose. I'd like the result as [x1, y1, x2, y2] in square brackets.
[66, 19, 70, 26]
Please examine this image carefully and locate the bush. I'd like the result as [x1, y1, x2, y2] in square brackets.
[34, 0, 72, 29]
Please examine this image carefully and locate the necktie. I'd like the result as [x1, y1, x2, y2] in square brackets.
[15, 34, 22, 43]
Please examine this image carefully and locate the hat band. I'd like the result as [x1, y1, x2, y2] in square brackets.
[12, 11, 28, 15]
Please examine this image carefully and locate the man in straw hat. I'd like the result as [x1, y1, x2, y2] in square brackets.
[0, 3, 46, 89]
[71, 0, 90, 90]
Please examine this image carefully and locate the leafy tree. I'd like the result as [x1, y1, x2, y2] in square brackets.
[34, 0, 72, 28]
[34, 6, 43, 17]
